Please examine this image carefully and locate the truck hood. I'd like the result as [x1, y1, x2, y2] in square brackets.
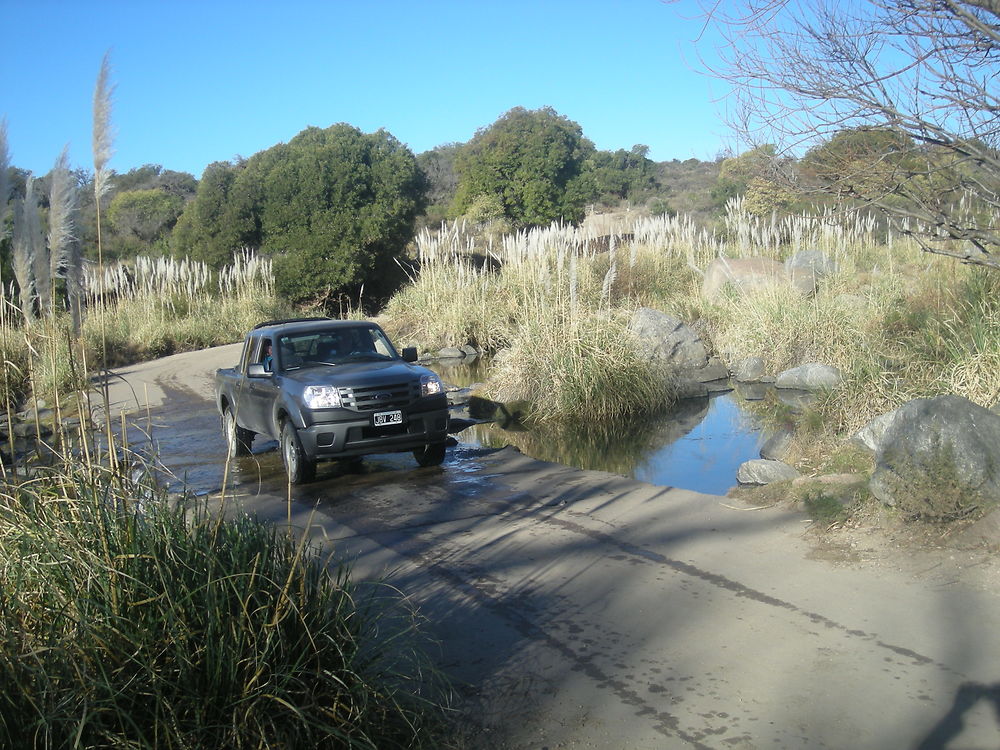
[280, 360, 431, 388]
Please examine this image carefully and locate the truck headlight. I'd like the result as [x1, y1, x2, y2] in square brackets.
[420, 374, 443, 397]
[303, 385, 342, 409]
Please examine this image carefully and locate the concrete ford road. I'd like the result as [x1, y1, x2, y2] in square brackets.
[215, 318, 450, 483]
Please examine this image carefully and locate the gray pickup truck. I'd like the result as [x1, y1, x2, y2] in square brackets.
[216, 318, 450, 483]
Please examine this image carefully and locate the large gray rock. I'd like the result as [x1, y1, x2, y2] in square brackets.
[869, 395, 1000, 520]
[775, 363, 842, 391]
[733, 356, 766, 382]
[702, 257, 785, 301]
[629, 307, 709, 369]
[785, 250, 839, 285]
[691, 357, 730, 383]
[737, 459, 801, 485]
[851, 410, 899, 454]
[760, 428, 794, 461]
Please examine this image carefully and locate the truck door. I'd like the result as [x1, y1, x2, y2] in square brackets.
[245, 336, 279, 436]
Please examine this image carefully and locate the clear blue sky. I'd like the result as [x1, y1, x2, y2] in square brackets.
[2, 0, 732, 180]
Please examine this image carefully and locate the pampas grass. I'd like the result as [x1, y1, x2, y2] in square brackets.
[0, 118, 10, 239]
[12, 176, 41, 323]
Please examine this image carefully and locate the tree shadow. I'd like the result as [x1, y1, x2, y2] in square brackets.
[918, 682, 1000, 750]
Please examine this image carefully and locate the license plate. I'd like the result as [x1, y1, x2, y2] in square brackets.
[373, 410, 403, 426]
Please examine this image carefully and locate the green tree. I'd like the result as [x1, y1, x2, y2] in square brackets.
[417, 144, 461, 212]
[108, 189, 184, 247]
[451, 107, 596, 227]
[170, 161, 245, 267]
[176, 125, 426, 306]
[713, 145, 793, 215]
[112, 164, 197, 198]
[801, 128, 913, 198]
[590, 144, 660, 203]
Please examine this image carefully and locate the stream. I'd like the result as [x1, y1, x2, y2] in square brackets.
[431, 358, 769, 496]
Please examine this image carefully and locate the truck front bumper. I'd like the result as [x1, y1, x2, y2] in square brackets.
[296, 400, 450, 460]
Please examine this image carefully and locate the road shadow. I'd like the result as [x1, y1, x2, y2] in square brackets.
[918, 682, 1000, 750]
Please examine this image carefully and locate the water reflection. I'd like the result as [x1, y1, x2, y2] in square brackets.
[449, 387, 766, 495]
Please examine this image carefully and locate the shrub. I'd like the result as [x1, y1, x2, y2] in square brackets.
[0, 463, 448, 748]
[488, 310, 677, 423]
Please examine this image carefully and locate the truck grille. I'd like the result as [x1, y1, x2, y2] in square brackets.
[338, 381, 418, 411]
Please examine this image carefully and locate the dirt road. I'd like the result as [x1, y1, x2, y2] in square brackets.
[103, 344, 1000, 749]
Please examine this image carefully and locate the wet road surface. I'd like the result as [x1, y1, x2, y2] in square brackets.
[107, 346, 1000, 749]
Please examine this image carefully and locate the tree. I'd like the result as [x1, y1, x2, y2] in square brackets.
[591, 144, 660, 203]
[417, 144, 461, 209]
[693, 0, 1000, 269]
[715, 144, 794, 215]
[108, 189, 184, 243]
[112, 164, 197, 198]
[173, 125, 426, 307]
[451, 107, 596, 227]
[170, 161, 244, 267]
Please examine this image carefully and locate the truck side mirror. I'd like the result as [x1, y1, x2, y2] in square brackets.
[401, 347, 418, 362]
[247, 363, 271, 377]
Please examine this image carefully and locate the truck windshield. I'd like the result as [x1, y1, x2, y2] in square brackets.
[277, 327, 397, 370]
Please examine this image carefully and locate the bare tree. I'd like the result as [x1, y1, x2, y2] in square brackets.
[693, 0, 1000, 269]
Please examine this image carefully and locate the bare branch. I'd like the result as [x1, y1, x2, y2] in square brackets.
[692, 0, 1000, 268]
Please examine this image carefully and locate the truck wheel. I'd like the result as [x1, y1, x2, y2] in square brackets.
[223, 406, 253, 458]
[281, 421, 316, 484]
[413, 442, 446, 468]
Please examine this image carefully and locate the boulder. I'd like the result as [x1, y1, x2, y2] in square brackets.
[13, 422, 53, 439]
[733, 356, 766, 382]
[674, 379, 709, 400]
[702, 257, 786, 301]
[691, 357, 730, 383]
[737, 459, 801, 485]
[437, 347, 466, 359]
[851, 410, 898, 454]
[775, 363, 842, 391]
[774, 389, 816, 412]
[629, 307, 709, 369]
[784, 250, 839, 287]
[869, 395, 1000, 520]
[760, 428, 795, 461]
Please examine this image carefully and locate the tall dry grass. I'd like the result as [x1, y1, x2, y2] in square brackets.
[382, 219, 686, 422]
[0, 429, 449, 748]
[0, 258, 450, 748]
[0, 252, 288, 408]
[383, 201, 999, 436]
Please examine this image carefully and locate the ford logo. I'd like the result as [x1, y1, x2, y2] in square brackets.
[373, 392, 392, 401]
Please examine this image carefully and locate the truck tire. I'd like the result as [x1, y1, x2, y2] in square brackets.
[223, 406, 253, 458]
[281, 420, 316, 484]
[413, 442, 446, 468]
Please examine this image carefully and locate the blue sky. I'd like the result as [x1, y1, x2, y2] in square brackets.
[2, 0, 733, 180]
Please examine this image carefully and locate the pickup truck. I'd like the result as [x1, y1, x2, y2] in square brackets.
[216, 318, 450, 483]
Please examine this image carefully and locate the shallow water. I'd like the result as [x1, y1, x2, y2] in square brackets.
[115, 360, 768, 497]
[432, 358, 768, 495]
